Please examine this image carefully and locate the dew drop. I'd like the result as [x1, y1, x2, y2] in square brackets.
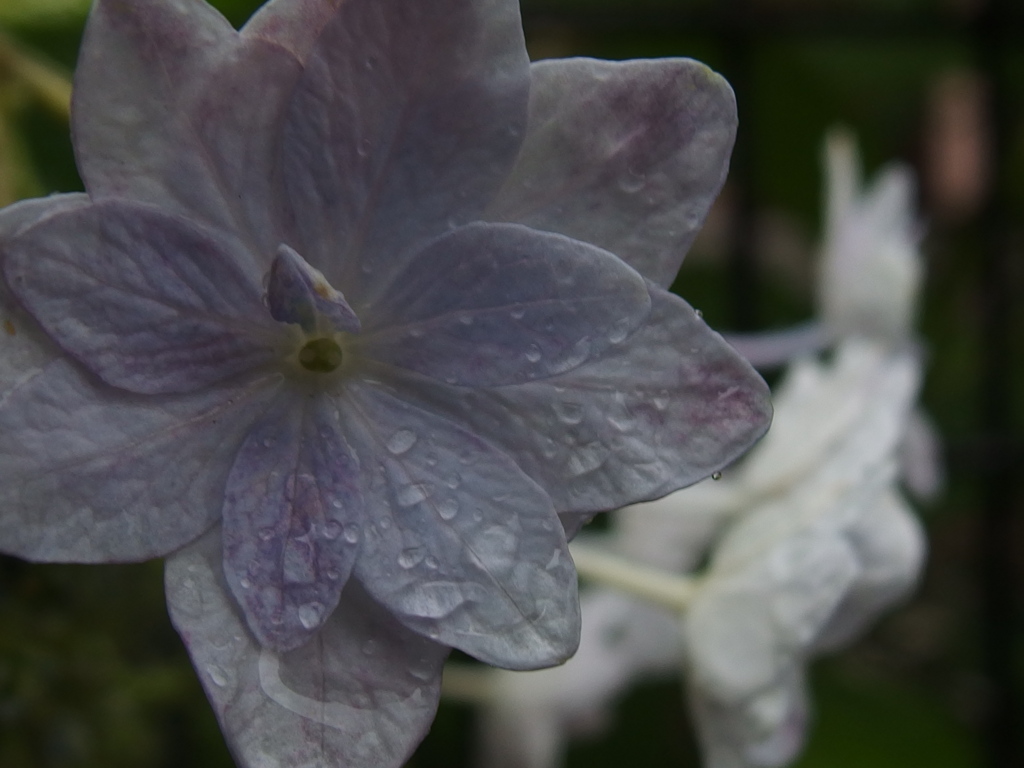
[322, 521, 342, 540]
[444, 473, 461, 489]
[437, 498, 459, 521]
[712, 471, 723, 481]
[239, 577, 251, 589]
[325, 567, 341, 581]
[553, 401, 584, 425]
[205, 664, 228, 688]
[343, 524, 361, 544]
[458, 313, 474, 326]
[525, 344, 542, 363]
[379, 517, 393, 530]
[694, 308, 704, 319]
[425, 556, 439, 570]
[652, 396, 669, 411]
[397, 484, 427, 507]
[619, 168, 646, 194]
[386, 429, 418, 455]
[258, 527, 275, 541]
[510, 307, 526, 320]
[608, 318, 631, 344]
[398, 547, 425, 569]
[298, 602, 324, 630]
[409, 656, 435, 681]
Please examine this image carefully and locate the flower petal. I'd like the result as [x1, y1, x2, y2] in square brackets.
[222, 391, 364, 652]
[0, 360, 281, 563]
[74, 0, 303, 256]
[279, 0, 529, 305]
[242, 0, 343, 60]
[379, 286, 771, 517]
[0, 194, 91, 398]
[486, 58, 736, 287]
[344, 379, 580, 670]
[358, 223, 650, 386]
[267, 244, 361, 334]
[166, 528, 448, 768]
[5, 201, 283, 395]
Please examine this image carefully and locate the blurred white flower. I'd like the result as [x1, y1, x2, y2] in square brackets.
[817, 129, 923, 345]
[454, 131, 933, 768]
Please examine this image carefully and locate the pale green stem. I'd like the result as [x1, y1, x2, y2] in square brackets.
[570, 542, 701, 613]
[0, 33, 72, 118]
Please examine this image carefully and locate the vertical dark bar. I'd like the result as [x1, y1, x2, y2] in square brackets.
[974, 0, 1021, 765]
[717, 0, 758, 331]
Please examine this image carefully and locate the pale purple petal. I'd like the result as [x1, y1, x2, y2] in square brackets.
[267, 244, 361, 334]
[166, 528, 448, 768]
[5, 201, 284, 395]
[487, 58, 736, 287]
[344, 379, 580, 670]
[74, 0, 302, 257]
[376, 286, 771, 517]
[243, 0, 343, 60]
[358, 223, 650, 386]
[0, 361, 281, 563]
[0, 194, 91, 398]
[222, 391, 363, 651]
[279, 0, 529, 305]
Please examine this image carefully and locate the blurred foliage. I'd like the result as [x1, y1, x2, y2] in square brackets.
[0, 0, 1021, 767]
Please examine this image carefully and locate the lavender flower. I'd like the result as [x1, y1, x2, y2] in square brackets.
[0, 0, 770, 765]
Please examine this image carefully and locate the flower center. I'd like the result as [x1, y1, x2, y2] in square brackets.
[298, 337, 343, 373]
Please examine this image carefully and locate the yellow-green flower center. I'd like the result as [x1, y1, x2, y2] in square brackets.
[298, 337, 343, 373]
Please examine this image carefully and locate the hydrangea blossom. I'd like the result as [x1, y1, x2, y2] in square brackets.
[0, 0, 771, 764]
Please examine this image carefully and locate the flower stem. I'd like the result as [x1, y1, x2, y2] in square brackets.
[570, 543, 700, 612]
[0, 32, 72, 119]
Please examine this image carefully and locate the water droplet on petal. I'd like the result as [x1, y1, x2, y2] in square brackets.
[458, 313, 474, 326]
[608, 318, 631, 344]
[343, 524, 361, 544]
[445, 473, 461, 489]
[525, 344, 542, 363]
[409, 655, 435, 681]
[398, 547, 425, 569]
[386, 429, 417, 455]
[298, 602, 324, 630]
[258, 527, 275, 541]
[239, 577, 251, 589]
[553, 401, 584, 425]
[205, 664, 228, 687]
[652, 396, 669, 411]
[694, 308, 704, 319]
[712, 471, 723, 481]
[425, 556, 439, 570]
[325, 567, 341, 581]
[437, 498, 459, 521]
[322, 521, 342, 540]
[397, 484, 427, 507]
[510, 307, 526, 320]
[379, 517, 393, 531]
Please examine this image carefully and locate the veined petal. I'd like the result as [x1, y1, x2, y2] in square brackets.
[268, 244, 361, 334]
[378, 286, 771, 517]
[222, 391, 363, 652]
[74, 0, 303, 257]
[487, 58, 736, 287]
[358, 223, 650, 387]
[243, 0, 343, 60]
[280, 0, 529, 305]
[166, 528, 448, 768]
[344, 379, 580, 670]
[0, 194, 91, 398]
[5, 201, 283, 395]
[0, 360, 282, 563]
